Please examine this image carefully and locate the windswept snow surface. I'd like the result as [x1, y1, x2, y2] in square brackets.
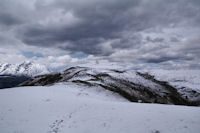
[0, 83, 200, 133]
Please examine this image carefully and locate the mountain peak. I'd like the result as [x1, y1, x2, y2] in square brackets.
[0, 62, 50, 76]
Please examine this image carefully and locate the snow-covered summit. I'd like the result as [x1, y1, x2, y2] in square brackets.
[0, 61, 50, 76]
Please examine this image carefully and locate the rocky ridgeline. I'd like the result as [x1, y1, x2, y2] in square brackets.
[20, 66, 200, 106]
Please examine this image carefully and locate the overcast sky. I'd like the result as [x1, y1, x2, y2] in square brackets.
[0, 0, 200, 70]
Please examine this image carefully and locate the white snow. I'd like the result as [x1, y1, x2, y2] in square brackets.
[0, 83, 199, 133]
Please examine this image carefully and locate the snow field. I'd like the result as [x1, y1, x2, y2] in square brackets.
[0, 83, 199, 133]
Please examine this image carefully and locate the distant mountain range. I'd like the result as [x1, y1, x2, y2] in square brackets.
[0, 61, 50, 77]
[0, 62, 50, 89]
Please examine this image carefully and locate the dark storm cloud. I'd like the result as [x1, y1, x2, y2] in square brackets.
[146, 57, 179, 64]
[0, 0, 28, 28]
[146, 37, 165, 43]
[17, 0, 200, 55]
[0, 13, 22, 26]
[18, 0, 140, 53]
[14, 0, 139, 55]
[0, 0, 200, 69]
[144, 55, 193, 64]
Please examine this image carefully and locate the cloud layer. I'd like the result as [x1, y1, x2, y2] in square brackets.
[0, 0, 200, 70]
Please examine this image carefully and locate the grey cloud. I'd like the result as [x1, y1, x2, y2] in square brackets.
[144, 55, 193, 64]
[0, 0, 200, 69]
[146, 36, 165, 43]
[170, 37, 180, 42]
[18, 0, 199, 53]
[0, 0, 29, 28]
[17, 0, 142, 55]
[146, 57, 179, 64]
[0, 13, 22, 27]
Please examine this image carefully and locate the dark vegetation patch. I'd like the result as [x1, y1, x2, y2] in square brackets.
[110, 69, 126, 73]
[95, 75, 170, 104]
[72, 80, 93, 87]
[21, 73, 62, 86]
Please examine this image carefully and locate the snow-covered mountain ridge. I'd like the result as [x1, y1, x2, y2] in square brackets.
[0, 61, 50, 76]
[21, 66, 200, 106]
[1, 67, 200, 133]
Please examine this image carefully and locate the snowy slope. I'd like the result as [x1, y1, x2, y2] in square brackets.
[0, 83, 199, 133]
[140, 69, 200, 101]
[0, 61, 50, 76]
[141, 69, 200, 92]
[21, 66, 200, 106]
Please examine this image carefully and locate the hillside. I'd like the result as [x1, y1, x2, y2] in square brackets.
[20, 66, 200, 106]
